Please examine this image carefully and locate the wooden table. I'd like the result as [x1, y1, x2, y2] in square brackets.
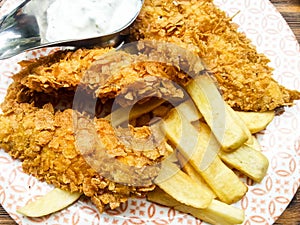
[0, 0, 299, 224]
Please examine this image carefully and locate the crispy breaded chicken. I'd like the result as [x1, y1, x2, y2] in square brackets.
[13, 48, 111, 93]
[0, 66, 175, 212]
[10, 48, 190, 108]
[6, 0, 300, 113]
[129, 0, 300, 111]
[0, 102, 167, 212]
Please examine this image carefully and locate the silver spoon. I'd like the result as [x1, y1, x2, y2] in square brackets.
[0, 0, 143, 60]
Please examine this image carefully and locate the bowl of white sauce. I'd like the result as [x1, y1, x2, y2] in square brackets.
[0, 0, 144, 59]
[30, 0, 143, 43]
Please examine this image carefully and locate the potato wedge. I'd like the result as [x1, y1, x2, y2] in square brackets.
[186, 75, 249, 151]
[17, 188, 81, 217]
[154, 160, 213, 209]
[147, 187, 245, 225]
[235, 110, 275, 133]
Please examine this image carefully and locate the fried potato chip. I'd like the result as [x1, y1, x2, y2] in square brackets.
[17, 188, 81, 217]
[226, 104, 252, 142]
[235, 110, 275, 133]
[180, 159, 217, 198]
[175, 99, 202, 122]
[186, 75, 249, 151]
[162, 109, 247, 204]
[154, 160, 213, 209]
[244, 135, 262, 151]
[105, 98, 165, 126]
[219, 136, 269, 183]
[162, 107, 201, 159]
[199, 154, 248, 204]
[147, 187, 245, 225]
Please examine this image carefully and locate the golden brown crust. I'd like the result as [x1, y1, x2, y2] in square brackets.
[0, 102, 165, 212]
[129, 0, 300, 111]
[9, 48, 190, 108]
[13, 48, 112, 93]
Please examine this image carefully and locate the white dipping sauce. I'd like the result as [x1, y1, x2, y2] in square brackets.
[25, 0, 142, 42]
[46, 0, 141, 42]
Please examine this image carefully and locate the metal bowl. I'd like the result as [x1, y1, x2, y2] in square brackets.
[0, 0, 144, 59]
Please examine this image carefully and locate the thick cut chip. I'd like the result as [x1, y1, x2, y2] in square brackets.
[17, 188, 81, 217]
[235, 110, 275, 133]
[186, 75, 249, 151]
[105, 98, 165, 126]
[244, 135, 262, 150]
[162, 109, 248, 204]
[218, 136, 269, 183]
[226, 104, 252, 142]
[175, 99, 202, 122]
[198, 152, 248, 204]
[163, 108, 202, 159]
[147, 188, 245, 225]
[181, 160, 217, 198]
[154, 160, 213, 209]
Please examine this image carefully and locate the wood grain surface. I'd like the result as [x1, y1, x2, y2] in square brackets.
[0, 0, 299, 224]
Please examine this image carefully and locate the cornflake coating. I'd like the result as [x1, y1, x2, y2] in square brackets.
[129, 0, 300, 111]
[13, 48, 112, 93]
[0, 102, 167, 212]
[87, 51, 191, 105]
[10, 48, 191, 107]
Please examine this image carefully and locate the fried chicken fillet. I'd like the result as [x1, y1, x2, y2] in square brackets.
[10, 47, 190, 108]
[0, 48, 189, 212]
[0, 100, 168, 212]
[129, 0, 300, 111]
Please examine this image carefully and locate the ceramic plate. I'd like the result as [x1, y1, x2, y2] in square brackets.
[0, 0, 299, 224]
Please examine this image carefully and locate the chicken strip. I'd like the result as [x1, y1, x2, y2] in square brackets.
[129, 0, 300, 111]
[0, 102, 167, 212]
[8, 47, 192, 110]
